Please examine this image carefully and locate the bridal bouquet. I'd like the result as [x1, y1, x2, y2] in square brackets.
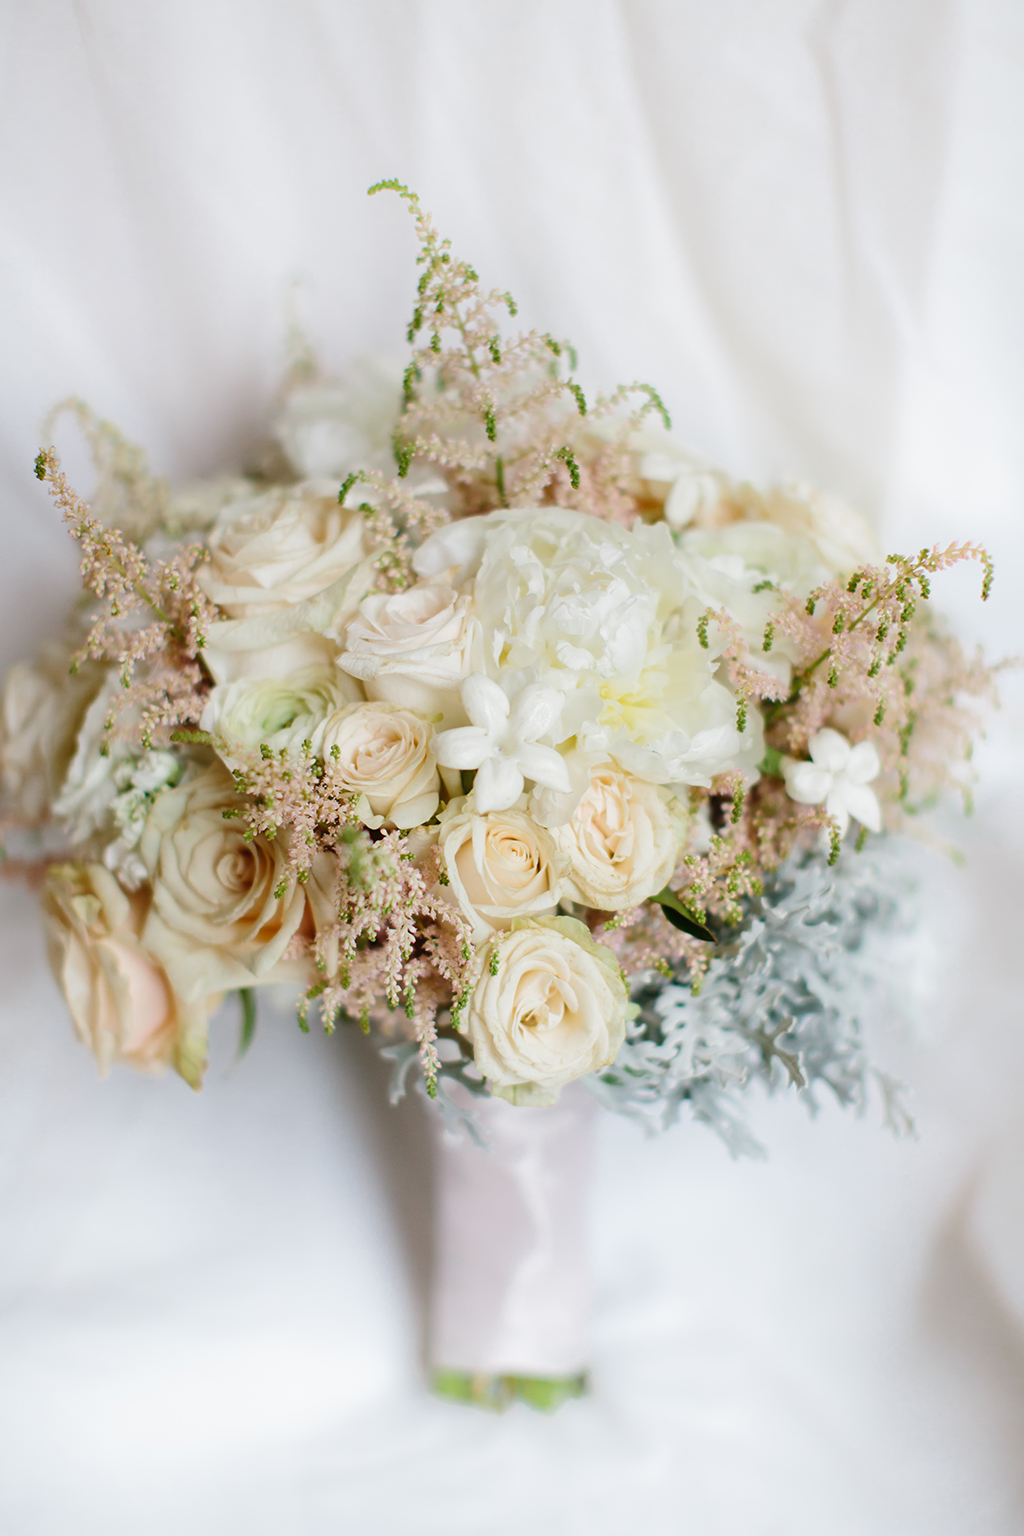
[3, 182, 996, 1153]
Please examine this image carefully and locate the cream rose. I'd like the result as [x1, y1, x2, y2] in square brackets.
[338, 579, 482, 728]
[319, 701, 439, 830]
[41, 862, 209, 1087]
[200, 665, 362, 762]
[139, 762, 308, 1000]
[464, 916, 629, 1106]
[436, 798, 567, 943]
[553, 768, 683, 910]
[198, 481, 374, 684]
[0, 649, 104, 825]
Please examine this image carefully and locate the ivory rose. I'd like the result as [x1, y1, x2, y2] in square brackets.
[319, 701, 440, 829]
[464, 915, 630, 1105]
[436, 798, 567, 942]
[139, 762, 308, 1000]
[554, 768, 683, 910]
[338, 579, 482, 727]
[41, 862, 209, 1086]
[198, 481, 374, 683]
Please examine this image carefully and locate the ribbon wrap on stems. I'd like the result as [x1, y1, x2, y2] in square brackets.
[429, 1083, 595, 1410]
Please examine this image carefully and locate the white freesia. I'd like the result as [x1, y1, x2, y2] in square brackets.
[319, 701, 440, 829]
[463, 915, 629, 1106]
[198, 480, 374, 683]
[553, 768, 684, 910]
[200, 666, 362, 762]
[338, 579, 482, 727]
[436, 797, 567, 943]
[782, 728, 882, 838]
[434, 674, 570, 815]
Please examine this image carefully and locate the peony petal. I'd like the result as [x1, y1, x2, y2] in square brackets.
[845, 741, 881, 785]
[515, 742, 573, 793]
[461, 672, 509, 736]
[808, 728, 851, 773]
[433, 726, 492, 770]
[839, 782, 882, 833]
[472, 755, 525, 814]
[507, 683, 565, 744]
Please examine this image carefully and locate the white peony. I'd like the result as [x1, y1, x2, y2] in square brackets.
[338, 579, 482, 728]
[436, 797, 567, 943]
[553, 767, 684, 911]
[420, 506, 756, 790]
[319, 701, 440, 829]
[463, 915, 630, 1106]
[198, 480, 374, 683]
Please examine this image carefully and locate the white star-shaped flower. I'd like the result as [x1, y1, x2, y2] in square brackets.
[434, 674, 571, 814]
[782, 727, 882, 839]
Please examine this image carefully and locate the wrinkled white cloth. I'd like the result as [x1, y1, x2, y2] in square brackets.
[1, 3, 1023, 1533]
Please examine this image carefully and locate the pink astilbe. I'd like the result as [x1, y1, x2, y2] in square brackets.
[367, 180, 670, 526]
[34, 447, 215, 749]
[303, 828, 474, 1095]
[223, 740, 363, 886]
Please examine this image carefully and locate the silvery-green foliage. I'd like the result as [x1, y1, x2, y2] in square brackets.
[587, 843, 917, 1155]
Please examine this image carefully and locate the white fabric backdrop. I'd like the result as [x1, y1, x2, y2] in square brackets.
[1, 2, 1023, 1532]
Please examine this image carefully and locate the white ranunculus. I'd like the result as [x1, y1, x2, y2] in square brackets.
[436, 797, 567, 943]
[319, 701, 440, 829]
[201, 666, 362, 762]
[0, 648, 104, 825]
[463, 915, 630, 1106]
[41, 862, 209, 1086]
[338, 579, 482, 727]
[199, 480, 375, 683]
[139, 762, 309, 1001]
[553, 768, 684, 910]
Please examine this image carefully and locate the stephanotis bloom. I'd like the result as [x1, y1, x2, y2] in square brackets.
[433, 674, 570, 814]
[782, 727, 882, 838]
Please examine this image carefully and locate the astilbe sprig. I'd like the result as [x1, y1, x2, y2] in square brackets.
[33, 447, 215, 749]
[367, 180, 670, 526]
[301, 828, 474, 1096]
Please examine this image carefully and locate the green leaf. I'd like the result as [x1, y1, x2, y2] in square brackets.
[651, 888, 716, 943]
[237, 988, 257, 1060]
[757, 745, 785, 777]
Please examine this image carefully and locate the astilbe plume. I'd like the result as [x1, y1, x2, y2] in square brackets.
[300, 829, 474, 1095]
[364, 180, 671, 539]
[33, 447, 215, 750]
